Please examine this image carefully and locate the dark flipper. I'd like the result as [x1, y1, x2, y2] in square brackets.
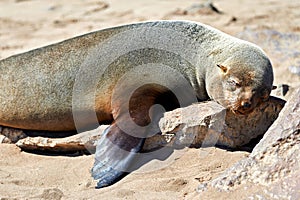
[92, 124, 145, 188]
[92, 84, 183, 188]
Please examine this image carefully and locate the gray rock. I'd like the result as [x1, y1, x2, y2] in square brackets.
[5, 95, 284, 153]
[184, 2, 223, 15]
[271, 84, 298, 101]
[289, 66, 300, 76]
[272, 84, 289, 97]
[204, 87, 300, 199]
[173, 2, 223, 16]
[159, 101, 226, 148]
[0, 126, 27, 143]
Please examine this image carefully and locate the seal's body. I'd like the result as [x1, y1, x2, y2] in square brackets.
[0, 21, 274, 188]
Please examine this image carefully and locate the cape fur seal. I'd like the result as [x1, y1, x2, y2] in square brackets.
[0, 20, 274, 188]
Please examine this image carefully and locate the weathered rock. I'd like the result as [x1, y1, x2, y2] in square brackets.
[0, 126, 27, 143]
[159, 96, 285, 148]
[0, 134, 11, 143]
[202, 87, 300, 199]
[271, 83, 300, 101]
[272, 84, 289, 97]
[171, 2, 223, 16]
[15, 126, 107, 152]
[159, 101, 226, 148]
[4, 95, 284, 153]
[14, 125, 169, 153]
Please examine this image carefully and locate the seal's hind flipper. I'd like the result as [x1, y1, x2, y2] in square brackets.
[92, 124, 145, 188]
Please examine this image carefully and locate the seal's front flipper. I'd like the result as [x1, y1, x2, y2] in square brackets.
[92, 124, 145, 188]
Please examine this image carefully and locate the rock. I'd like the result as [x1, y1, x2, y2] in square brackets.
[159, 101, 226, 148]
[185, 2, 223, 15]
[0, 126, 27, 143]
[272, 84, 289, 97]
[15, 125, 169, 153]
[202, 87, 300, 198]
[6, 96, 284, 153]
[271, 84, 298, 101]
[289, 65, 300, 76]
[15, 126, 108, 153]
[171, 2, 223, 16]
[0, 134, 11, 143]
[159, 96, 285, 148]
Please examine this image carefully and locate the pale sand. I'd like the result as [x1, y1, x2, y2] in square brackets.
[0, 0, 299, 199]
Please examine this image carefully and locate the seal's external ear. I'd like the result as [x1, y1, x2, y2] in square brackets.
[217, 64, 228, 74]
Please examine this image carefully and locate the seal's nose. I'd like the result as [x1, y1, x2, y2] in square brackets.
[241, 101, 251, 109]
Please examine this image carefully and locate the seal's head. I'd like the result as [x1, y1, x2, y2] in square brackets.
[207, 46, 274, 115]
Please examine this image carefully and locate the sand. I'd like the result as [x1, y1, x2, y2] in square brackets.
[0, 0, 299, 199]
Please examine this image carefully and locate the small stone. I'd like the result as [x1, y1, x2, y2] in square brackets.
[271, 84, 289, 97]
[289, 66, 300, 76]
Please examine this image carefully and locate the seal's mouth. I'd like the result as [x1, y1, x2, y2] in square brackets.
[232, 110, 245, 115]
[231, 108, 254, 115]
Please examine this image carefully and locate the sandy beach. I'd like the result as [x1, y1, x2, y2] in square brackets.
[0, 0, 299, 199]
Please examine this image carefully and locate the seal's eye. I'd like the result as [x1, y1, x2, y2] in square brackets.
[227, 79, 241, 91]
[234, 81, 241, 88]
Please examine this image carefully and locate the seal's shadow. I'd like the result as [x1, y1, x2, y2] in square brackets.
[129, 144, 177, 172]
